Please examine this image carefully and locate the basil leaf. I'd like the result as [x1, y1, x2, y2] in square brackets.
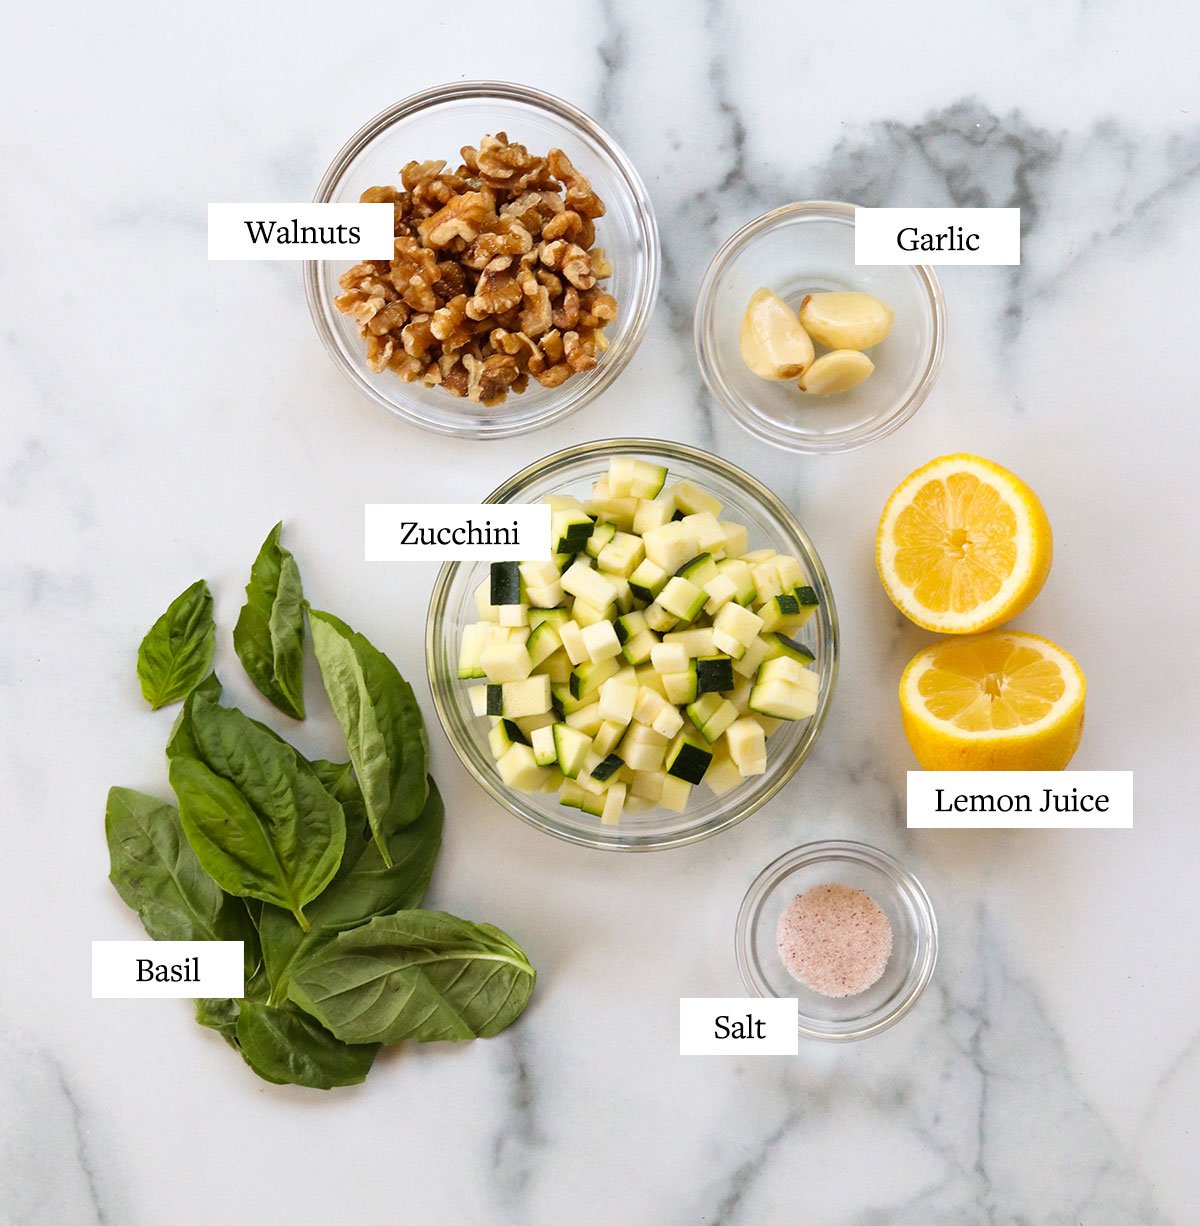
[257, 777, 444, 1003]
[169, 693, 346, 930]
[105, 786, 254, 946]
[233, 523, 306, 720]
[166, 671, 222, 761]
[194, 996, 242, 1046]
[288, 910, 536, 1045]
[234, 1001, 377, 1089]
[309, 610, 429, 867]
[136, 580, 215, 709]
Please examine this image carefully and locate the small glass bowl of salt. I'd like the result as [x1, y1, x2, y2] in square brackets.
[736, 840, 938, 1041]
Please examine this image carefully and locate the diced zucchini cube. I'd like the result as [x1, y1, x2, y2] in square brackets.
[712, 602, 764, 659]
[458, 622, 490, 679]
[585, 521, 617, 559]
[642, 522, 700, 574]
[630, 769, 667, 802]
[600, 782, 627, 825]
[680, 513, 726, 558]
[500, 675, 552, 718]
[703, 746, 744, 796]
[726, 717, 767, 776]
[628, 558, 668, 604]
[643, 602, 679, 633]
[490, 561, 522, 605]
[658, 576, 707, 623]
[553, 724, 592, 778]
[561, 560, 619, 610]
[597, 531, 645, 578]
[531, 725, 558, 767]
[580, 620, 622, 663]
[718, 521, 750, 558]
[685, 693, 739, 743]
[662, 626, 715, 657]
[695, 655, 735, 694]
[480, 638, 533, 683]
[650, 640, 689, 675]
[552, 508, 595, 555]
[565, 702, 603, 736]
[468, 684, 490, 717]
[702, 573, 738, 617]
[598, 676, 638, 725]
[632, 497, 676, 536]
[558, 619, 588, 665]
[661, 665, 698, 706]
[667, 480, 723, 518]
[496, 743, 551, 791]
[659, 775, 693, 813]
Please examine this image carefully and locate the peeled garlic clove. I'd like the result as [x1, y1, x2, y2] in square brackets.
[797, 349, 874, 394]
[739, 288, 815, 380]
[798, 291, 893, 351]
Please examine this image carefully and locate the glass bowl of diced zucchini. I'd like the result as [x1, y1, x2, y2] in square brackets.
[425, 438, 838, 850]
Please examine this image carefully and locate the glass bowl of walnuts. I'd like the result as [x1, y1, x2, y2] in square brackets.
[307, 81, 661, 439]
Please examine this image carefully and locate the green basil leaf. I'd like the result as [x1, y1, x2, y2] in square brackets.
[288, 910, 535, 1045]
[105, 786, 254, 946]
[136, 580, 215, 709]
[166, 671, 222, 761]
[308, 610, 428, 868]
[257, 777, 444, 1003]
[234, 1000, 377, 1089]
[168, 693, 346, 929]
[194, 996, 242, 1047]
[233, 523, 306, 720]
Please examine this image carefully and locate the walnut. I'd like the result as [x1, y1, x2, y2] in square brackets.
[463, 218, 534, 270]
[534, 362, 573, 388]
[540, 329, 565, 364]
[540, 239, 596, 290]
[401, 315, 436, 359]
[334, 132, 617, 404]
[467, 267, 522, 320]
[563, 330, 597, 373]
[553, 286, 581, 331]
[519, 283, 553, 337]
[579, 289, 618, 329]
[547, 148, 605, 219]
[418, 192, 494, 248]
[431, 294, 472, 351]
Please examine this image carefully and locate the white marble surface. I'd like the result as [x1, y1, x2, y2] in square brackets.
[3, 1, 1199, 1222]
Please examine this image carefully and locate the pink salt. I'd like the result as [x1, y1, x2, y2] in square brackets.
[776, 883, 893, 997]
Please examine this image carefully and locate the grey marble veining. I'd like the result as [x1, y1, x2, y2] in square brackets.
[2, 0, 1199, 1222]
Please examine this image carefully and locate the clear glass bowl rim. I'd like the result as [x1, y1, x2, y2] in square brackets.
[693, 200, 947, 454]
[735, 838, 939, 1040]
[425, 437, 839, 851]
[305, 79, 662, 440]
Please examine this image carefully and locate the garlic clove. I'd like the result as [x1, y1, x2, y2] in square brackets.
[797, 349, 874, 395]
[798, 291, 893, 351]
[739, 288, 815, 380]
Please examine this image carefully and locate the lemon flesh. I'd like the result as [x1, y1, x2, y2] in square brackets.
[877, 454, 1053, 633]
[900, 631, 1086, 771]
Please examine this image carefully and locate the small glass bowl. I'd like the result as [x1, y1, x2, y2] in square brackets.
[695, 202, 945, 453]
[426, 439, 838, 851]
[307, 81, 660, 439]
[736, 840, 938, 1040]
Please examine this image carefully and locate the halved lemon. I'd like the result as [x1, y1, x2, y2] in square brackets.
[877, 454, 1052, 633]
[900, 631, 1086, 771]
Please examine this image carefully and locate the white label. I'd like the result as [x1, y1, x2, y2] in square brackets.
[92, 941, 245, 999]
[365, 504, 552, 562]
[207, 204, 394, 260]
[907, 771, 1132, 829]
[679, 997, 798, 1055]
[855, 207, 1020, 265]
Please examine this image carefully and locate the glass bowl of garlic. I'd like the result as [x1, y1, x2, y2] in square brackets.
[694, 201, 945, 453]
